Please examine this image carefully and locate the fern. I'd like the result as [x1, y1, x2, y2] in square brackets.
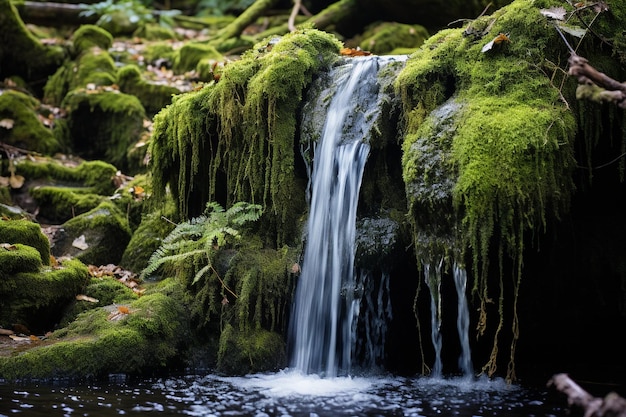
[142, 201, 263, 286]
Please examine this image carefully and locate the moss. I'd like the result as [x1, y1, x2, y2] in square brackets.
[173, 42, 223, 75]
[60, 201, 132, 266]
[396, 0, 581, 380]
[217, 323, 286, 375]
[63, 89, 146, 170]
[0, 243, 42, 280]
[0, 0, 65, 88]
[120, 203, 177, 273]
[0, 90, 61, 154]
[358, 22, 430, 55]
[150, 28, 342, 246]
[15, 159, 118, 196]
[117, 64, 182, 114]
[0, 257, 89, 332]
[224, 247, 297, 333]
[71, 24, 114, 55]
[0, 284, 189, 381]
[0, 218, 51, 265]
[58, 276, 139, 327]
[132, 23, 178, 41]
[142, 41, 177, 65]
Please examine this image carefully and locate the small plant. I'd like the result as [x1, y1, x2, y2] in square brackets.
[142, 201, 262, 286]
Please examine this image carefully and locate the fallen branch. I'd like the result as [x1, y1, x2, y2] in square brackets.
[548, 373, 626, 417]
[568, 53, 626, 108]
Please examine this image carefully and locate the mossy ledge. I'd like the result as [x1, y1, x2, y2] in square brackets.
[395, 0, 625, 381]
[149, 27, 343, 246]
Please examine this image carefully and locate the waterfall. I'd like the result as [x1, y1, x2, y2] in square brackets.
[454, 264, 473, 377]
[424, 260, 443, 378]
[289, 55, 404, 377]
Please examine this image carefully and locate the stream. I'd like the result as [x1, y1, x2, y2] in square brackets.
[0, 371, 569, 416]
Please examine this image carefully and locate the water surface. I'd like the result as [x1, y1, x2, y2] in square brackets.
[0, 371, 569, 416]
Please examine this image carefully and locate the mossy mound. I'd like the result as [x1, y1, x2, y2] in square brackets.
[150, 28, 343, 246]
[0, 257, 89, 333]
[14, 159, 118, 223]
[0, 0, 65, 91]
[0, 218, 51, 265]
[216, 324, 286, 375]
[0, 280, 189, 380]
[173, 42, 223, 78]
[63, 89, 146, 171]
[358, 22, 430, 55]
[117, 65, 182, 115]
[53, 201, 132, 266]
[0, 89, 62, 154]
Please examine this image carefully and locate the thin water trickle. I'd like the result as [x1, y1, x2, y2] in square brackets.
[454, 264, 474, 377]
[423, 260, 444, 378]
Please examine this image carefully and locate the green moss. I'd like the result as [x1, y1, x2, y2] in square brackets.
[0, 0, 65, 86]
[15, 159, 118, 195]
[0, 257, 89, 331]
[142, 41, 177, 64]
[396, 0, 583, 380]
[63, 90, 146, 170]
[0, 218, 51, 265]
[0, 243, 42, 280]
[133, 23, 178, 41]
[120, 203, 177, 273]
[71, 24, 114, 55]
[0, 284, 188, 381]
[117, 64, 182, 114]
[150, 28, 342, 246]
[173, 42, 223, 75]
[217, 323, 286, 375]
[358, 22, 430, 55]
[0, 90, 61, 154]
[225, 247, 297, 333]
[30, 187, 105, 223]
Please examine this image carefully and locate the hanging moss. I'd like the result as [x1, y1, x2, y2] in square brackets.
[216, 323, 286, 375]
[0, 89, 61, 154]
[396, 0, 584, 381]
[150, 27, 342, 245]
[0, 218, 51, 265]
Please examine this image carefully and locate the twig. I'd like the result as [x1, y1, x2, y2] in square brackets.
[288, 0, 302, 32]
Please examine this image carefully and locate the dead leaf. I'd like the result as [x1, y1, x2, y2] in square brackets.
[481, 33, 510, 53]
[76, 294, 99, 303]
[0, 176, 8, 186]
[557, 23, 587, 38]
[540, 6, 567, 20]
[117, 305, 130, 314]
[9, 334, 31, 342]
[0, 118, 14, 129]
[72, 235, 89, 250]
[340, 47, 372, 57]
[0, 243, 18, 251]
[9, 173, 25, 189]
[0, 328, 14, 336]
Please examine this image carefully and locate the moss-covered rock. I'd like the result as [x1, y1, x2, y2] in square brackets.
[53, 201, 132, 266]
[63, 89, 146, 171]
[0, 218, 51, 265]
[0, 257, 89, 333]
[0, 89, 62, 154]
[0, 0, 65, 91]
[72, 24, 113, 55]
[0, 279, 189, 380]
[216, 324, 286, 375]
[117, 64, 182, 114]
[173, 42, 223, 81]
[150, 28, 342, 246]
[13, 159, 118, 223]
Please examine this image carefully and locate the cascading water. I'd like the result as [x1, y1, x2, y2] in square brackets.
[424, 260, 444, 378]
[289, 55, 404, 377]
[454, 264, 474, 377]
